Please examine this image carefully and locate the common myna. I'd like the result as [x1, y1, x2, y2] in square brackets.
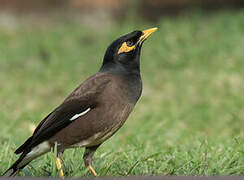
[3, 27, 157, 177]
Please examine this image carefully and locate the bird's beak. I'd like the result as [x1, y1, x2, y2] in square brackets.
[137, 27, 158, 46]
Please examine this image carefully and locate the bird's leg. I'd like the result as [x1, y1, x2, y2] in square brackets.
[83, 145, 100, 176]
[56, 150, 64, 178]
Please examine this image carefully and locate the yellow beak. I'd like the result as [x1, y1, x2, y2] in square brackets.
[138, 27, 158, 45]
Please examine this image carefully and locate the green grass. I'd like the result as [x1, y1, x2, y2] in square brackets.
[0, 10, 244, 176]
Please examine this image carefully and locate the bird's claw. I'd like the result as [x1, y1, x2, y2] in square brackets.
[56, 157, 64, 178]
[88, 165, 97, 176]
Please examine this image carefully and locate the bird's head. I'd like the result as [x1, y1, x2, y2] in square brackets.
[100, 27, 158, 74]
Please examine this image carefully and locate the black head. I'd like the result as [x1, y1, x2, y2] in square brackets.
[100, 28, 158, 75]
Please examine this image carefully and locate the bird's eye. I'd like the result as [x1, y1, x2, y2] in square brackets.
[126, 40, 134, 47]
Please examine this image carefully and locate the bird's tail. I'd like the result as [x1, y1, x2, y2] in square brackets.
[2, 153, 27, 177]
[3, 167, 19, 177]
[3, 141, 51, 177]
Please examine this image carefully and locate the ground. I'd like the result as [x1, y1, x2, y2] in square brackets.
[0, 10, 244, 176]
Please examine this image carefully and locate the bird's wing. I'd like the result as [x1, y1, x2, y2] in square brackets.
[16, 73, 111, 153]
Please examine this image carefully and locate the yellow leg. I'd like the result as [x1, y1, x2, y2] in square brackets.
[88, 165, 97, 176]
[56, 157, 64, 178]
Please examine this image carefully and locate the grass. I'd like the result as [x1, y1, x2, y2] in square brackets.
[0, 10, 244, 176]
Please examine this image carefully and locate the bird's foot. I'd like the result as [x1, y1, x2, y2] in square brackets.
[56, 157, 64, 178]
[88, 165, 97, 176]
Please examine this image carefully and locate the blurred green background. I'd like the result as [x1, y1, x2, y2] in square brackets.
[0, 0, 244, 176]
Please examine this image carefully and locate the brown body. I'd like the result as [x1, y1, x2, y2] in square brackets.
[50, 73, 134, 150]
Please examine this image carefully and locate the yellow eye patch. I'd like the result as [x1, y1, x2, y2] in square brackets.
[118, 42, 135, 54]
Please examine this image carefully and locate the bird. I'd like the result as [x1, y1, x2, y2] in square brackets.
[3, 27, 158, 177]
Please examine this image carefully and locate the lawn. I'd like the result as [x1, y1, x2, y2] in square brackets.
[0, 10, 244, 176]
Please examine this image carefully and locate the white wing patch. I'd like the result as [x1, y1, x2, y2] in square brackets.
[70, 108, 91, 121]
